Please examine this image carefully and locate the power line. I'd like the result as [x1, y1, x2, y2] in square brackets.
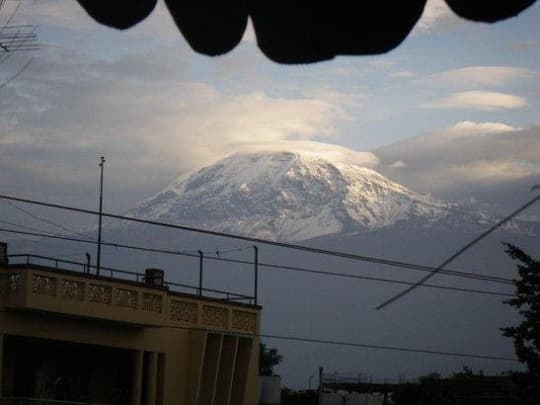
[0, 199, 515, 287]
[0, 227, 515, 297]
[376, 192, 540, 310]
[0, 56, 32, 90]
[4, 225, 514, 297]
[0, 223, 511, 285]
[0, 210, 251, 259]
[0, 306, 517, 362]
[258, 333, 517, 362]
[0, 25, 38, 66]
[2, 200, 87, 237]
[0, 194, 514, 285]
[173, 242, 514, 285]
[0, 2, 38, 53]
[244, 260, 513, 297]
[144, 322, 519, 362]
[186, 245, 253, 256]
[0, 218, 93, 245]
[163, 324, 519, 363]
[0, 220, 92, 256]
[0, 218, 55, 235]
[0, 24, 32, 30]
[0, 0, 20, 36]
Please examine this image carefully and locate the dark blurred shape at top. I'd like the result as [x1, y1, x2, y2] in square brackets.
[75, 0, 537, 64]
[445, 0, 536, 22]
[250, 1, 427, 64]
[76, 0, 157, 30]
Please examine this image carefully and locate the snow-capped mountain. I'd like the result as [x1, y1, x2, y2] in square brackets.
[127, 151, 499, 241]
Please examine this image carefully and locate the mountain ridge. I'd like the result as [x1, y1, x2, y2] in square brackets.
[127, 151, 510, 241]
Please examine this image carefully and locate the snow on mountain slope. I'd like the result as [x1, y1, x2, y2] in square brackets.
[128, 151, 462, 241]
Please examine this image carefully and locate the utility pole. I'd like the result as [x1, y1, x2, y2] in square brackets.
[318, 366, 324, 404]
[198, 250, 203, 296]
[96, 156, 105, 276]
[253, 245, 258, 305]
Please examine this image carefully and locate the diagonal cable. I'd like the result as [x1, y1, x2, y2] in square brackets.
[376, 191, 540, 310]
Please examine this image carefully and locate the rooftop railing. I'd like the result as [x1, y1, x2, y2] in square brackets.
[5, 254, 255, 305]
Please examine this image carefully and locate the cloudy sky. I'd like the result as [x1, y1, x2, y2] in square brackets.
[1, 0, 539, 217]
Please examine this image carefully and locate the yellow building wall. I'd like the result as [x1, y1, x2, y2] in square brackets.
[0, 263, 261, 405]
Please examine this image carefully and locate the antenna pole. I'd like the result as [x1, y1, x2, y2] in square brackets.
[253, 245, 258, 305]
[198, 250, 203, 296]
[96, 156, 105, 276]
[85, 252, 91, 274]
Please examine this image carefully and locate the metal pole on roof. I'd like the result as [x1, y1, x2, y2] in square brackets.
[253, 245, 258, 305]
[85, 252, 91, 274]
[198, 250, 203, 296]
[96, 156, 105, 276]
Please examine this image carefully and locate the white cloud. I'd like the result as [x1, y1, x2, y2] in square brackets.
[14, 87, 343, 159]
[426, 66, 535, 87]
[389, 160, 406, 168]
[229, 141, 379, 168]
[0, 47, 353, 188]
[303, 87, 365, 109]
[390, 70, 415, 79]
[424, 91, 528, 111]
[445, 121, 521, 137]
[415, 0, 459, 32]
[0, 11, 366, 210]
[152, 91, 349, 169]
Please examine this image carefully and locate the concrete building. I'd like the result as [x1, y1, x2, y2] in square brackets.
[0, 242, 261, 405]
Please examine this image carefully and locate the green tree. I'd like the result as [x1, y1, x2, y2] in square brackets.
[259, 343, 283, 376]
[501, 243, 540, 404]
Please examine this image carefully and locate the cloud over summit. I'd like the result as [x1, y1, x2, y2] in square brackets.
[424, 91, 528, 111]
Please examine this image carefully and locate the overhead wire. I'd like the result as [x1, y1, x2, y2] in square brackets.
[257, 332, 517, 362]
[0, 219, 90, 256]
[0, 24, 32, 30]
[0, 0, 20, 36]
[0, 55, 31, 89]
[190, 245, 254, 256]
[0, 194, 515, 285]
[0, 218, 55, 235]
[0, 227, 515, 297]
[114, 314, 519, 363]
[376, 192, 540, 310]
[0, 223, 512, 285]
[134, 320, 519, 362]
[2, 200, 88, 237]
[0, 25, 38, 66]
[0, 307, 517, 362]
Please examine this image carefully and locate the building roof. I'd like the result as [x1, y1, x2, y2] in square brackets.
[5, 253, 259, 309]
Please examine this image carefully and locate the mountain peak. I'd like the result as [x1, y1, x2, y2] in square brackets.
[130, 151, 452, 241]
